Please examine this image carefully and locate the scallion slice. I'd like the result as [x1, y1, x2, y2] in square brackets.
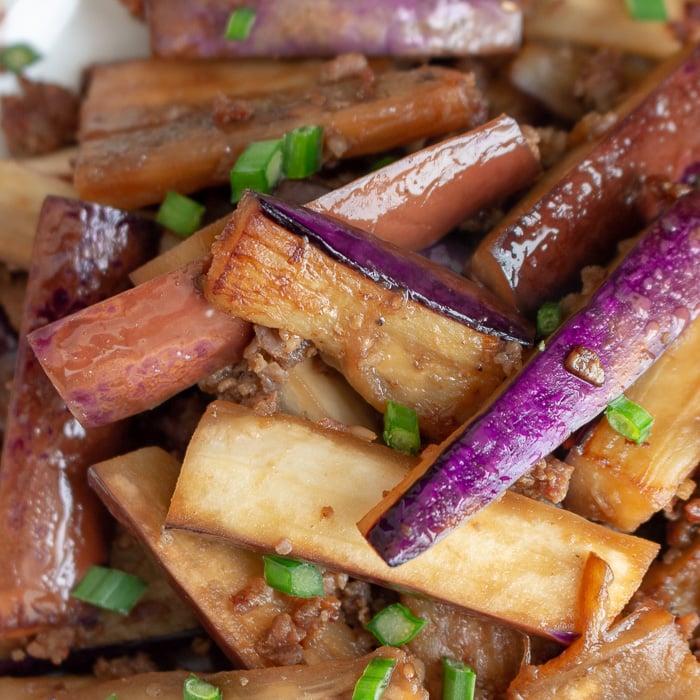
[230, 138, 284, 202]
[441, 657, 476, 700]
[283, 125, 324, 179]
[105, 694, 117, 700]
[156, 190, 205, 238]
[383, 401, 421, 455]
[225, 7, 256, 40]
[263, 555, 325, 598]
[352, 657, 396, 700]
[365, 602, 426, 646]
[625, 0, 667, 21]
[605, 394, 654, 444]
[536, 301, 561, 338]
[183, 674, 222, 700]
[71, 566, 147, 615]
[0, 43, 41, 73]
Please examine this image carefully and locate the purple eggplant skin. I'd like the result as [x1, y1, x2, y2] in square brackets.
[147, 0, 522, 58]
[364, 190, 700, 567]
[0, 196, 159, 637]
[257, 193, 533, 345]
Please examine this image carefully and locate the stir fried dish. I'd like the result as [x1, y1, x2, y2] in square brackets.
[0, 1, 700, 698]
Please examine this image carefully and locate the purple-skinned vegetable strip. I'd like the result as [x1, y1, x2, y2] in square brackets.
[258, 193, 532, 344]
[360, 190, 700, 566]
[147, 0, 522, 58]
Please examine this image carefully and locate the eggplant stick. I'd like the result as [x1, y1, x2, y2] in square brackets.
[166, 401, 657, 642]
[129, 217, 225, 285]
[80, 57, 329, 140]
[565, 316, 700, 532]
[469, 41, 700, 315]
[146, 0, 522, 58]
[29, 258, 253, 428]
[204, 193, 530, 442]
[0, 647, 427, 699]
[74, 65, 487, 209]
[0, 197, 159, 638]
[0, 159, 78, 269]
[309, 114, 541, 251]
[363, 189, 700, 566]
[89, 446, 370, 668]
[524, 0, 683, 59]
[508, 554, 700, 698]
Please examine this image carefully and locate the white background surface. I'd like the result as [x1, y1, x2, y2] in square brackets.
[0, 0, 150, 153]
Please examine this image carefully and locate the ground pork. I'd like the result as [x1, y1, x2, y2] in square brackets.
[1, 76, 79, 156]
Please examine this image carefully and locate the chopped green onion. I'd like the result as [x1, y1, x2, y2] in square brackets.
[104, 695, 117, 700]
[441, 657, 476, 700]
[369, 154, 399, 172]
[225, 7, 256, 40]
[625, 0, 667, 21]
[230, 138, 284, 202]
[282, 125, 324, 179]
[383, 401, 421, 455]
[0, 43, 41, 73]
[263, 555, 325, 598]
[183, 674, 222, 700]
[605, 394, 654, 444]
[536, 301, 561, 338]
[71, 566, 147, 615]
[155, 190, 205, 238]
[365, 602, 426, 646]
[352, 657, 396, 700]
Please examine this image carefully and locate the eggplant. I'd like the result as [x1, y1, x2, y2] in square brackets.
[204, 193, 531, 441]
[0, 158, 78, 269]
[89, 446, 369, 668]
[308, 114, 541, 252]
[146, 0, 522, 58]
[524, 0, 682, 59]
[254, 193, 532, 344]
[28, 259, 253, 428]
[509, 555, 700, 699]
[469, 42, 700, 315]
[80, 57, 328, 140]
[75, 65, 487, 209]
[0, 196, 159, 638]
[565, 316, 700, 532]
[35, 118, 535, 428]
[166, 401, 657, 641]
[361, 189, 700, 566]
[0, 647, 427, 700]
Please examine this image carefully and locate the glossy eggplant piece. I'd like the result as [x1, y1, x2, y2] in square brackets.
[205, 193, 531, 441]
[363, 190, 700, 566]
[0, 196, 159, 638]
[309, 114, 541, 252]
[256, 194, 532, 343]
[146, 0, 522, 58]
[74, 65, 487, 209]
[469, 42, 700, 315]
[166, 401, 657, 642]
[89, 446, 369, 668]
[28, 258, 253, 428]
